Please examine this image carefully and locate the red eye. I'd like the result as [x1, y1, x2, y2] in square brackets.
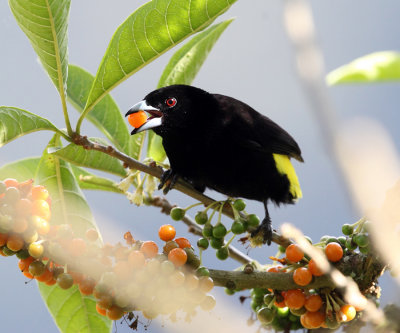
[165, 98, 177, 108]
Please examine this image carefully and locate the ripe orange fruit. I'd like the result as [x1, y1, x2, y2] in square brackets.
[128, 250, 145, 269]
[303, 311, 325, 328]
[31, 185, 49, 201]
[158, 224, 176, 241]
[293, 267, 312, 286]
[174, 237, 191, 249]
[7, 233, 24, 252]
[285, 289, 306, 309]
[0, 233, 8, 246]
[168, 247, 187, 267]
[325, 243, 343, 262]
[304, 294, 323, 312]
[96, 303, 107, 316]
[79, 277, 96, 296]
[4, 178, 18, 188]
[285, 244, 304, 262]
[140, 241, 158, 258]
[127, 111, 147, 128]
[36, 268, 53, 283]
[31, 199, 51, 220]
[308, 259, 324, 276]
[106, 305, 124, 320]
[340, 304, 356, 322]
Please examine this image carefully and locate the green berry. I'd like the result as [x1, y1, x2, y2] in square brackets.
[170, 207, 185, 221]
[29, 260, 45, 276]
[271, 316, 285, 330]
[195, 211, 208, 225]
[247, 214, 260, 227]
[342, 224, 354, 236]
[325, 317, 340, 329]
[304, 236, 313, 244]
[354, 233, 369, 248]
[326, 237, 340, 244]
[16, 249, 30, 260]
[362, 220, 371, 233]
[212, 224, 227, 238]
[276, 306, 289, 318]
[278, 245, 286, 253]
[57, 273, 74, 289]
[319, 235, 330, 243]
[210, 237, 224, 249]
[290, 307, 306, 316]
[216, 247, 229, 260]
[231, 220, 245, 234]
[233, 199, 246, 211]
[290, 321, 303, 330]
[263, 294, 274, 305]
[257, 307, 275, 325]
[202, 224, 213, 238]
[197, 238, 209, 250]
[225, 288, 235, 295]
[345, 238, 357, 251]
[288, 313, 299, 322]
[2, 246, 16, 256]
[359, 245, 370, 254]
[196, 266, 210, 277]
[338, 236, 346, 246]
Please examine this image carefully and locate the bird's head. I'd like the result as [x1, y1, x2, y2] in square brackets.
[125, 85, 215, 136]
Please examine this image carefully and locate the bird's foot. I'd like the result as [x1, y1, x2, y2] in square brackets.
[250, 218, 273, 246]
[158, 169, 178, 195]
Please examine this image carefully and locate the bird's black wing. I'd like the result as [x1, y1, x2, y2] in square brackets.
[213, 94, 304, 162]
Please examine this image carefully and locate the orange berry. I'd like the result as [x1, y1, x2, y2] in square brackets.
[79, 277, 96, 296]
[31, 199, 51, 220]
[128, 250, 145, 269]
[85, 228, 99, 242]
[7, 233, 24, 252]
[303, 311, 325, 328]
[285, 244, 304, 262]
[267, 266, 284, 273]
[285, 289, 306, 309]
[174, 237, 191, 249]
[274, 298, 287, 308]
[18, 257, 34, 273]
[113, 260, 132, 281]
[168, 247, 187, 267]
[15, 198, 32, 218]
[0, 233, 8, 246]
[308, 259, 324, 277]
[4, 178, 18, 188]
[23, 270, 34, 279]
[325, 243, 343, 262]
[31, 185, 49, 201]
[158, 224, 176, 242]
[305, 294, 323, 312]
[127, 111, 148, 129]
[68, 238, 87, 257]
[69, 271, 84, 285]
[36, 268, 53, 283]
[37, 219, 50, 235]
[140, 241, 158, 258]
[106, 305, 124, 320]
[300, 313, 313, 329]
[96, 303, 107, 316]
[340, 304, 356, 322]
[293, 267, 312, 286]
[45, 278, 57, 286]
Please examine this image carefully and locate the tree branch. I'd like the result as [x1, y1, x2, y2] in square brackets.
[72, 134, 291, 247]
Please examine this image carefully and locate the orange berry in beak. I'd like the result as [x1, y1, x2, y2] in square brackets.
[127, 110, 147, 128]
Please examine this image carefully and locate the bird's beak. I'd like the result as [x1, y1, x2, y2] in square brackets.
[125, 100, 163, 135]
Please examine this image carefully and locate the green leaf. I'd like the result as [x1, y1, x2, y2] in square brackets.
[84, 0, 237, 113]
[327, 51, 400, 85]
[0, 106, 61, 147]
[71, 166, 123, 194]
[50, 138, 127, 177]
[148, 19, 233, 162]
[38, 284, 111, 333]
[67, 65, 144, 159]
[9, 0, 70, 96]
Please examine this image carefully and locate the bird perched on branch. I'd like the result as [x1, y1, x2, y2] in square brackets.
[126, 85, 303, 245]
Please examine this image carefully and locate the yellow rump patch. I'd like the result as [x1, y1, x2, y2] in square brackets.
[273, 154, 302, 200]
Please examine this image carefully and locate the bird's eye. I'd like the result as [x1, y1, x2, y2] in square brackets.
[165, 98, 177, 108]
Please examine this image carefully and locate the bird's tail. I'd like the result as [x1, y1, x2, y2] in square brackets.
[273, 154, 302, 200]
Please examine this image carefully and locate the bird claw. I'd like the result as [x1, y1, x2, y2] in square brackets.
[158, 169, 178, 195]
[250, 217, 273, 245]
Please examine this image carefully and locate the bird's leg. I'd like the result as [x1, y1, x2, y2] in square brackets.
[158, 169, 178, 195]
[250, 199, 273, 245]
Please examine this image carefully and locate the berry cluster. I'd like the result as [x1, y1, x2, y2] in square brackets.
[0, 178, 215, 323]
[170, 199, 260, 260]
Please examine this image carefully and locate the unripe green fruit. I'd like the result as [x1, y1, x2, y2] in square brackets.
[247, 214, 260, 227]
[346, 238, 357, 250]
[196, 266, 210, 277]
[290, 307, 306, 316]
[257, 307, 275, 325]
[342, 224, 354, 235]
[231, 220, 245, 234]
[212, 224, 227, 239]
[354, 233, 369, 248]
[170, 207, 185, 221]
[263, 294, 274, 305]
[16, 249, 30, 260]
[233, 199, 246, 211]
[225, 288, 235, 295]
[29, 260, 45, 276]
[195, 211, 208, 225]
[197, 238, 209, 250]
[57, 273, 74, 289]
[216, 247, 229, 260]
[202, 224, 213, 238]
[210, 237, 224, 249]
[2, 246, 16, 256]
[277, 306, 289, 318]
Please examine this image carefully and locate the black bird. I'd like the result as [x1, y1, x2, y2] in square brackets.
[126, 85, 303, 245]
